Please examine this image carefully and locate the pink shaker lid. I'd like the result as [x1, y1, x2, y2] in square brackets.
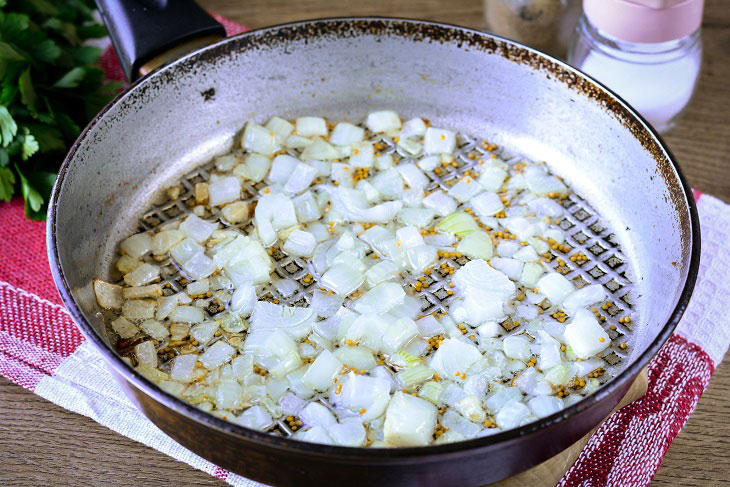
[583, 0, 704, 43]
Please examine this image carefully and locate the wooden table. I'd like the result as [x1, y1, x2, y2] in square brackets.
[1, 1, 729, 485]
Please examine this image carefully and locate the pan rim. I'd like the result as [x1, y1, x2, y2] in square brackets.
[47, 16, 701, 461]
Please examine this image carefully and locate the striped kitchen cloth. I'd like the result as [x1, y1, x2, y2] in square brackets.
[1, 14, 729, 487]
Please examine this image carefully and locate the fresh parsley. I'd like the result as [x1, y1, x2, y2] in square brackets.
[0, 0, 118, 220]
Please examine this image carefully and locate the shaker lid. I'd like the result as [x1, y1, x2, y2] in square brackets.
[583, 0, 704, 43]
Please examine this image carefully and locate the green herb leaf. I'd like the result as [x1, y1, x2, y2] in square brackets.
[21, 129, 39, 160]
[53, 66, 85, 88]
[26, 123, 64, 152]
[16, 164, 44, 217]
[26, 0, 58, 16]
[0, 166, 15, 201]
[70, 45, 101, 65]
[0, 41, 26, 61]
[18, 67, 37, 113]
[31, 38, 61, 63]
[0, 105, 18, 147]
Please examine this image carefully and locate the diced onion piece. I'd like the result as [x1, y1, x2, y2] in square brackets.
[191, 320, 219, 344]
[455, 395, 486, 423]
[122, 299, 156, 321]
[456, 231, 494, 260]
[112, 316, 138, 339]
[169, 305, 204, 324]
[354, 282, 405, 314]
[93, 279, 122, 309]
[180, 214, 217, 243]
[233, 405, 274, 431]
[400, 117, 427, 138]
[215, 155, 237, 171]
[417, 155, 439, 172]
[525, 173, 568, 197]
[282, 230, 316, 257]
[371, 168, 404, 198]
[396, 163, 428, 191]
[170, 353, 198, 382]
[140, 319, 169, 340]
[230, 284, 256, 316]
[170, 238, 203, 265]
[563, 309, 611, 359]
[330, 122, 365, 145]
[406, 245, 438, 273]
[333, 374, 392, 422]
[269, 154, 299, 184]
[528, 395, 564, 418]
[527, 197, 564, 218]
[453, 259, 516, 300]
[397, 207, 435, 228]
[200, 340, 235, 369]
[381, 317, 418, 353]
[513, 245, 539, 263]
[536, 273, 575, 305]
[365, 111, 401, 133]
[349, 141, 374, 168]
[448, 177, 481, 203]
[302, 349, 343, 391]
[495, 399, 530, 429]
[562, 284, 608, 314]
[220, 201, 249, 224]
[292, 191, 321, 223]
[116, 255, 142, 274]
[241, 122, 280, 154]
[384, 391, 437, 446]
[320, 263, 365, 296]
[208, 176, 241, 207]
[301, 138, 339, 160]
[237, 153, 271, 182]
[520, 262, 545, 287]
[265, 116, 294, 139]
[470, 192, 504, 217]
[216, 378, 244, 409]
[255, 192, 298, 247]
[437, 212, 478, 237]
[429, 338, 482, 378]
[365, 260, 400, 287]
[330, 418, 367, 447]
[134, 341, 157, 367]
[284, 163, 318, 195]
[152, 230, 185, 256]
[217, 312, 246, 333]
[333, 346, 377, 372]
[490, 257, 523, 281]
[503, 335, 531, 360]
[423, 127, 456, 154]
[250, 301, 314, 339]
[396, 365, 434, 388]
[120, 232, 152, 259]
[423, 190, 457, 217]
[311, 289, 343, 318]
[478, 166, 508, 192]
[296, 116, 328, 137]
[397, 138, 422, 156]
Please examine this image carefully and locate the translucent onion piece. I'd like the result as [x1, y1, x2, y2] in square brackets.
[179, 214, 217, 243]
[423, 127, 456, 155]
[120, 232, 152, 259]
[384, 391, 437, 446]
[208, 176, 241, 206]
[241, 122, 281, 154]
[93, 279, 122, 309]
[536, 272, 575, 305]
[296, 116, 328, 137]
[320, 263, 366, 296]
[330, 122, 365, 145]
[365, 111, 401, 133]
[563, 309, 611, 359]
[250, 301, 315, 339]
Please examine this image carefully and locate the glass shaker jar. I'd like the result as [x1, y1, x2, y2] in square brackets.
[484, 0, 582, 59]
[568, 0, 703, 133]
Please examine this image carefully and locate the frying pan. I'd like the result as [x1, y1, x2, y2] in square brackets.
[47, 1, 700, 485]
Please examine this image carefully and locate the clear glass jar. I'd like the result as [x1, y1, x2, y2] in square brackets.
[568, 13, 702, 133]
[484, 0, 582, 59]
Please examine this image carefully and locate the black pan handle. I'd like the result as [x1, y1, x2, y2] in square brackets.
[95, 0, 226, 81]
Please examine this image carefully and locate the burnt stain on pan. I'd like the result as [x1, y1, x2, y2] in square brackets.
[200, 87, 215, 101]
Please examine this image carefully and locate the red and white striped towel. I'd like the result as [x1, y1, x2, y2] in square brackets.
[1, 16, 728, 486]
